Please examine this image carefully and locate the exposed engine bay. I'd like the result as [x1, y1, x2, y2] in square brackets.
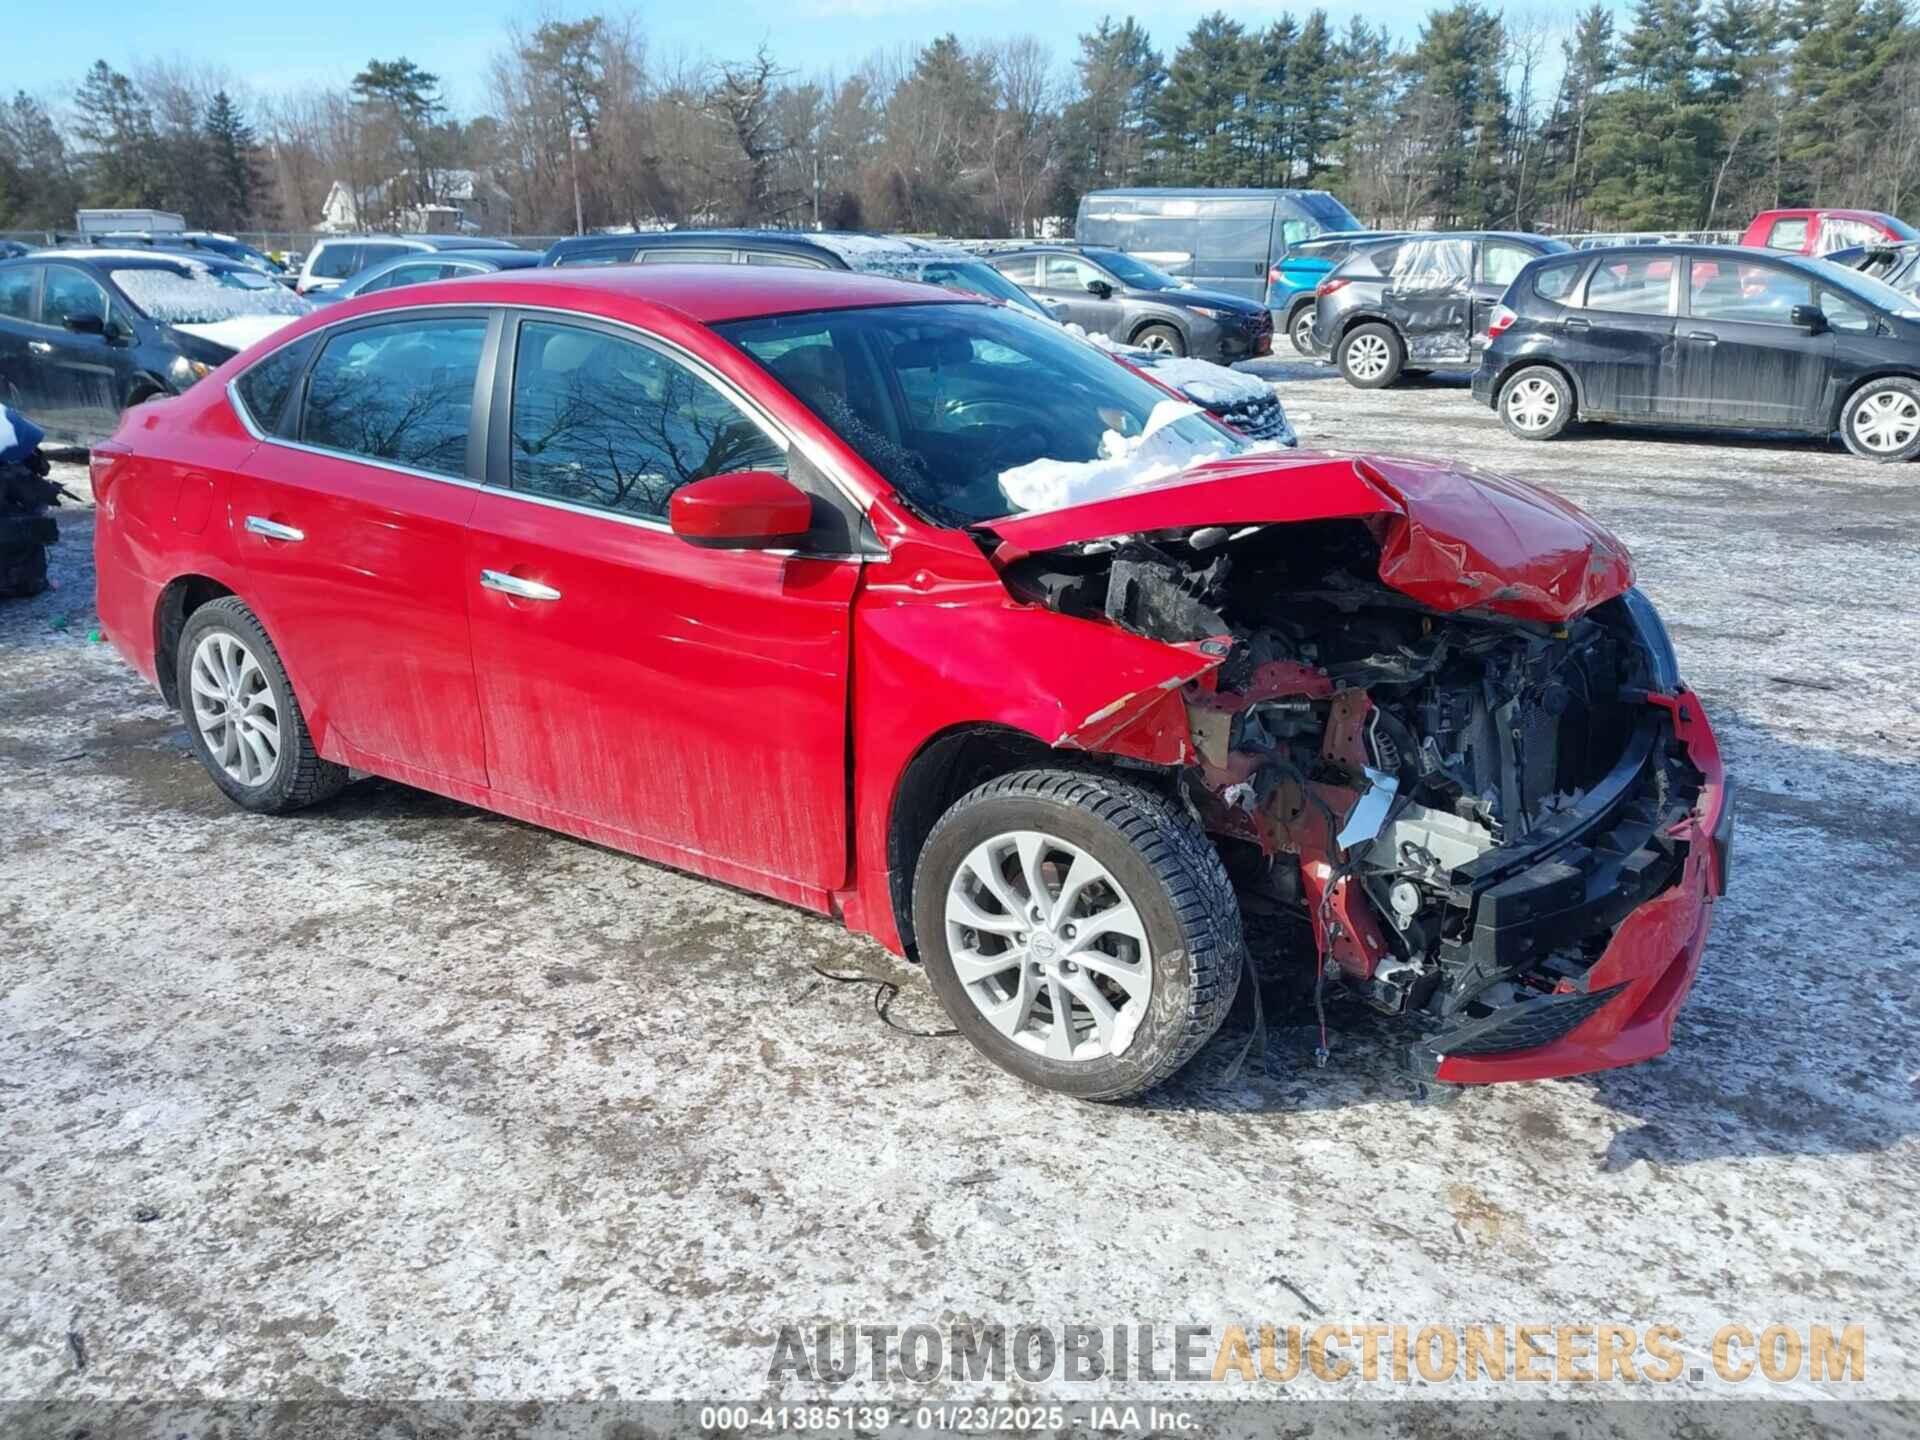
[999, 519, 1708, 1063]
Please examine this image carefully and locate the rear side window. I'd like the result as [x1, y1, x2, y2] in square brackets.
[356, 243, 411, 269]
[745, 251, 828, 268]
[301, 317, 485, 477]
[555, 250, 634, 268]
[507, 320, 785, 521]
[1531, 259, 1584, 302]
[0, 265, 37, 321]
[1765, 218, 1808, 252]
[993, 256, 1039, 286]
[1583, 256, 1674, 315]
[639, 248, 735, 265]
[363, 262, 453, 292]
[235, 333, 318, 435]
[309, 244, 362, 279]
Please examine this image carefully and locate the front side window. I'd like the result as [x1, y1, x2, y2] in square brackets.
[717, 301, 1261, 525]
[235, 333, 318, 434]
[509, 320, 785, 521]
[1044, 255, 1110, 291]
[1820, 287, 1873, 333]
[301, 316, 485, 476]
[1766, 218, 1808, 252]
[43, 267, 109, 329]
[1583, 256, 1675, 315]
[0, 265, 38, 321]
[1688, 260, 1811, 323]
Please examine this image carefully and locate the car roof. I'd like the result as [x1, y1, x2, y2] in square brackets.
[18, 247, 251, 274]
[1083, 186, 1341, 200]
[340, 264, 976, 325]
[315, 234, 521, 251]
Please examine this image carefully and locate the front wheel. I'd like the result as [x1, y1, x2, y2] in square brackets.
[1840, 377, 1920, 462]
[1337, 322, 1404, 388]
[911, 769, 1242, 1101]
[1133, 323, 1186, 357]
[1498, 364, 1575, 440]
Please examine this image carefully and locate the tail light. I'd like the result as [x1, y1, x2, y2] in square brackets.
[1314, 277, 1350, 299]
[1268, 267, 1284, 283]
[89, 444, 125, 507]
[1486, 304, 1519, 340]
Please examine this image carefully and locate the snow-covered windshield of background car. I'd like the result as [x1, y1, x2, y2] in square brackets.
[1085, 249, 1183, 292]
[111, 264, 312, 324]
[717, 302, 1280, 525]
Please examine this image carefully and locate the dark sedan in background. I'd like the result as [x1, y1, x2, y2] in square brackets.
[1310, 231, 1572, 387]
[0, 249, 312, 442]
[1474, 245, 1920, 460]
[982, 244, 1273, 361]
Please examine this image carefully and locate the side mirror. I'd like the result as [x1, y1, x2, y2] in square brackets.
[1086, 279, 1114, 299]
[61, 312, 105, 336]
[669, 470, 813, 550]
[1790, 303, 1828, 333]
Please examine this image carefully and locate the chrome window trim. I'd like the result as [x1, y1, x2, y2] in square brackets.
[226, 297, 883, 560]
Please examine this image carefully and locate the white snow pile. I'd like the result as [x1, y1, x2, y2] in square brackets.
[998, 398, 1285, 513]
[1126, 354, 1274, 407]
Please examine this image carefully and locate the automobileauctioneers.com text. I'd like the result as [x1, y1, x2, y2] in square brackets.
[766, 1321, 1867, 1386]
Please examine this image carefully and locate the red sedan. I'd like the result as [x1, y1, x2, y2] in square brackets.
[91, 267, 1731, 1100]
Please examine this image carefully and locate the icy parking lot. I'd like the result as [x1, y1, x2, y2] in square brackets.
[2, 364, 1917, 1421]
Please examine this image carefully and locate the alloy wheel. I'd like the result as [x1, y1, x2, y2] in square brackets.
[1139, 331, 1179, 355]
[1292, 311, 1315, 354]
[1345, 332, 1390, 380]
[1853, 390, 1920, 453]
[1505, 375, 1562, 432]
[189, 631, 282, 787]
[944, 829, 1153, 1062]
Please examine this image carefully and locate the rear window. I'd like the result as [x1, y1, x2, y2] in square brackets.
[1765, 218, 1808, 252]
[1531, 258, 1584, 302]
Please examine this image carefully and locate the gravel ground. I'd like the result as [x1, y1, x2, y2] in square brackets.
[1, 365, 1916, 1427]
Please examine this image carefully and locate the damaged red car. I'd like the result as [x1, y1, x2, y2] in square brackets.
[91, 267, 1733, 1100]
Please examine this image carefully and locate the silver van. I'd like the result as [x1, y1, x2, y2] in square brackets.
[1076, 188, 1364, 302]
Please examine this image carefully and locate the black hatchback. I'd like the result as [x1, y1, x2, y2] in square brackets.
[1310, 231, 1571, 387]
[1473, 245, 1920, 461]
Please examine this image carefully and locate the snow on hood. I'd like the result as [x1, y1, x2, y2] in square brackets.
[979, 451, 1635, 625]
[1124, 354, 1274, 407]
[170, 313, 301, 355]
[998, 399, 1290, 513]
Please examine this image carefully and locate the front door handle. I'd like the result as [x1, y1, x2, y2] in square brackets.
[479, 569, 561, 602]
[27, 340, 52, 355]
[244, 515, 304, 542]
[1563, 317, 1591, 331]
[1685, 331, 1719, 345]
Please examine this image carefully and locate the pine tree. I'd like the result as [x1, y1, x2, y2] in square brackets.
[1150, 13, 1251, 184]
[72, 60, 158, 208]
[203, 90, 257, 230]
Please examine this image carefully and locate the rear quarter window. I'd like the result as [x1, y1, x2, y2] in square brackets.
[1531, 258, 1584, 302]
[234, 333, 318, 435]
[0, 266, 37, 320]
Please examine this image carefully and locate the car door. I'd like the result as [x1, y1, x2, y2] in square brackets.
[1674, 257, 1834, 427]
[1384, 236, 1475, 364]
[37, 264, 128, 439]
[1039, 255, 1127, 338]
[1566, 254, 1679, 419]
[0, 264, 47, 418]
[463, 313, 861, 897]
[229, 312, 492, 787]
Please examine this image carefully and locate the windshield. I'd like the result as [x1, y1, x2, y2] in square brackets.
[903, 259, 1053, 319]
[1292, 193, 1363, 234]
[1085, 249, 1182, 292]
[111, 263, 314, 324]
[715, 302, 1268, 525]
[1812, 257, 1920, 316]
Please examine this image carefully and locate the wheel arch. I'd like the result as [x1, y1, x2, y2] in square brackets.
[1830, 368, 1920, 432]
[1125, 314, 1191, 349]
[153, 573, 236, 707]
[883, 722, 1178, 961]
[1335, 310, 1402, 348]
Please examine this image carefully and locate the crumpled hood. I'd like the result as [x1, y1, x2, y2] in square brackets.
[977, 451, 1634, 624]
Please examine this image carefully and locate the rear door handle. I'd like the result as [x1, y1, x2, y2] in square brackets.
[479, 569, 561, 602]
[1563, 317, 1591, 331]
[27, 341, 52, 355]
[1685, 331, 1718, 345]
[244, 515, 304, 542]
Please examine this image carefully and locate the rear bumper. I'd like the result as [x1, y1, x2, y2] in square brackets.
[1418, 689, 1732, 1085]
[1471, 367, 1497, 407]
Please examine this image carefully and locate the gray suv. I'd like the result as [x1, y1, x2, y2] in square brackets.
[984, 245, 1274, 361]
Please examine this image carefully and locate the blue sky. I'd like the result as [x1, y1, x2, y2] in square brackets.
[4, 0, 1427, 115]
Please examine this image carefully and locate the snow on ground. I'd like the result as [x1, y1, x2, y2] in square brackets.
[1, 366, 1917, 1428]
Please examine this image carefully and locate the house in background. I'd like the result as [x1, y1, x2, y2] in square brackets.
[314, 170, 513, 234]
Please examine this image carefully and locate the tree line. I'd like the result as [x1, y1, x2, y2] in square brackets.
[4, 0, 1919, 240]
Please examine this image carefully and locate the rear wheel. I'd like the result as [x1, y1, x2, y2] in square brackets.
[1288, 304, 1317, 356]
[176, 597, 347, 814]
[1498, 365, 1574, 440]
[912, 769, 1242, 1101]
[1337, 322, 1403, 388]
[1133, 323, 1186, 357]
[1840, 377, 1920, 462]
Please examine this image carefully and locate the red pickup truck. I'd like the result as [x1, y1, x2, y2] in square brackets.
[1741, 207, 1918, 256]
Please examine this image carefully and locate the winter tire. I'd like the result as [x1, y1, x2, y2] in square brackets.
[1337, 322, 1404, 388]
[1133, 323, 1186, 357]
[1499, 364, 1575, 441]
[1840, 376, 1920, 462]
[176, 596, 348, 814]
[912, 768, 1243, 1101]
